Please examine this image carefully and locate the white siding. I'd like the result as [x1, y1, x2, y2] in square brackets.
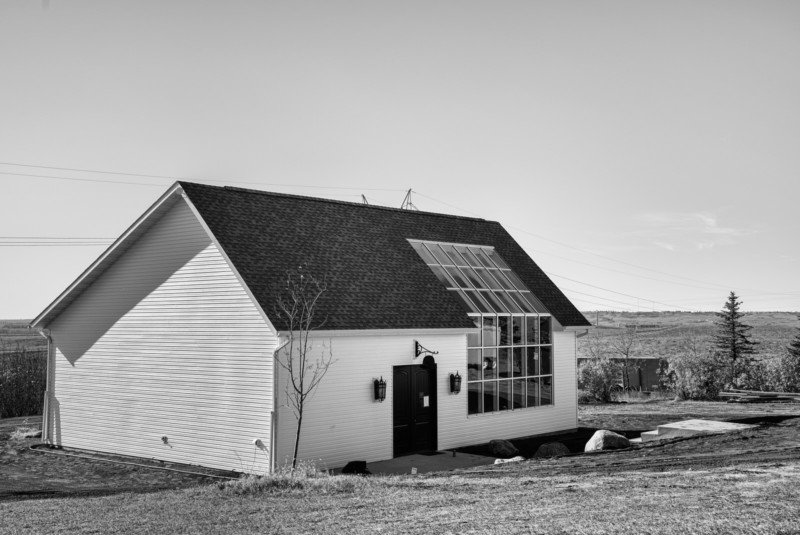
[47, 200, 277, 473]
[275, 330, 577, 469]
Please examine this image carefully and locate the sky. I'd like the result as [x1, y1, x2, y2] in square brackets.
[1, 0, 798, 318]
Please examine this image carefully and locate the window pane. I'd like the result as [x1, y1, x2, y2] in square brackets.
[482, 316, 497, 346]
[426, 265, 453, 287]
[513, 347, 525, 377]
[412, 242, 437, 264]
[483, 381, 497, 413]
[483, 291, 507, 313]
[494, 291, 523, 313]
[498, 316, 510, 346]
[540, 376, 553, 406]
[539, 316, 552, 345]
[467, 349, 482, 380]
[510, 292, 535, 313]
[428, 243, 455, 265]
[483, 348, 497, 380]
[526, 315, 539, 345]
[527, 377, 540, 407]
[504, 270, 529, 291]
[498, 348, 511, 378]
[526, 346, 539, 376]
[520, 291, 547, 313]
[540, 346, 552, 375]
[467, 319, 481, 347]
[484, 248, 510, 269]
[439, 244, 465, 266]
[457, 246, 483, 268]
[513, 379, 526, 409]
[471, 247, 496, 268]
[474, 267, 501, 289]
[468, 382, 482, 414]
[460, 267, 486, 288]
[512, 316, 523, 345]
[492, 269, 516, 290]
[445, 266, 471, 288]
[454, 289, 479, 313]
[499, 380, 511, 411]
[465, 290, 492, 313]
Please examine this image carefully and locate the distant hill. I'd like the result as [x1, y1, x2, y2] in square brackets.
[578, 311, 800, 361]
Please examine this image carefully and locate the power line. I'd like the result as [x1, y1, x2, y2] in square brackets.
[0, 163, 408, 192]
[545, 272, 681, 309]
[414, 189, 799, 297]
[559, 286, 652, 310]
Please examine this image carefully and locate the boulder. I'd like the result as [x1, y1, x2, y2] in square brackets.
[534, 442, 570, 458]
[584, 430, 630, 452]
[489, 439, 519, 458]
[494, 455, 525, 465]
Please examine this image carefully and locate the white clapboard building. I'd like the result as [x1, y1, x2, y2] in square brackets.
[31, 182, 591, 473]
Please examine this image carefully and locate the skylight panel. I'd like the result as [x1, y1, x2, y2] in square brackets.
[408, 239, 550, 315]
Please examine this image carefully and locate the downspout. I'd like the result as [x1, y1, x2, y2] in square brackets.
[36, 328, 53, 444]
[270, 336, 289, 474]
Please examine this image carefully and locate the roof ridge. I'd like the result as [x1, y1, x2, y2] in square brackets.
[177, 180, 492, 224]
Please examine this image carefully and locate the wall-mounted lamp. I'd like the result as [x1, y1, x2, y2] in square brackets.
[449, 372, 462, 394]
[414, 340, 439, 358]
[374, 376, 387, 402]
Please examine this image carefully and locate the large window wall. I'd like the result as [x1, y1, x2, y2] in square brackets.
[407, 239, 555, 416]
[467, 314, 552, 415]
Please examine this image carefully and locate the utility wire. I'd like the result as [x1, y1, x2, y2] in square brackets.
[413, 189, 800, 299]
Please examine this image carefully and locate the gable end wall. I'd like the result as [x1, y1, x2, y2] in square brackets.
[46, 199, 277, 473]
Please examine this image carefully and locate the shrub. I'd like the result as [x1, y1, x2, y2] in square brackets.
[578, 357, 621, 403]
[668, 346, 726, 400]
[0, 348, 47, 418]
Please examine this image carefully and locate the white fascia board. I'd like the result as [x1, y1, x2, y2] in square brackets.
[279, 327, 474, 339]
[30, 182, 184, 330]
[563, 326, 594, 332]
[180, 191, 279, 339]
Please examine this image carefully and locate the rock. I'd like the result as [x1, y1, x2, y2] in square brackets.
[489, 439, 519, 458]
[340, 460, 370, 475]
[584, 430, 630, 452]
[494, 455, 525, 465]
[534, 442, 570, 458]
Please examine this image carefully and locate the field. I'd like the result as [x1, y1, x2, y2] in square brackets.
[578, 310, 799, 362]
[0, 320, 45, 353]
[3, 401, 800, 534]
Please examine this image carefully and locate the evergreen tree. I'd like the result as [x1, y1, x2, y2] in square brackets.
[713, 291, 758, 387]
[779, 315, 800, 392]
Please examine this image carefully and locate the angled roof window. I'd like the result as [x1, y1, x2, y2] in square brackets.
[408, 239, 549, 315]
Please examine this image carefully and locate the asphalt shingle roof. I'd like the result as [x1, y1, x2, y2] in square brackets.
[180, 182, 591, 330]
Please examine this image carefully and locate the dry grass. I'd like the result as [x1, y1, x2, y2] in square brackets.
[3, 460, 800, 534]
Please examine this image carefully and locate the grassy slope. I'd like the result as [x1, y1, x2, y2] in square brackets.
[579, 310, 800, 361]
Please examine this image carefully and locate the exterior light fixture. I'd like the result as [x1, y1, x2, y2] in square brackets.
[449, 372, 462, 394]
[414, 340, 439, 358]
[374, 376, 387, 402]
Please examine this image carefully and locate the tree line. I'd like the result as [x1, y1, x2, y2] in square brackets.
[579, 292, 800, 401]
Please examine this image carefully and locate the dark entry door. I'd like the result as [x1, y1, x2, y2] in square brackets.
[393, 363, 437, 456]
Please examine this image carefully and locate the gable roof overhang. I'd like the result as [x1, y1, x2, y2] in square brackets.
[29, 182, 279, 336]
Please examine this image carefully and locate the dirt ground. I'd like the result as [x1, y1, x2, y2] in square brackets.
[0, 416, 234, 501]
[2, 400, 800, 502]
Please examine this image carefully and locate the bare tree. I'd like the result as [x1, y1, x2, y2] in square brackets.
[274, 266, 335, 469]
[610, 326, 639, 389]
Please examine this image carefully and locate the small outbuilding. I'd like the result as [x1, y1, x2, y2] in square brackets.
[31, 182, 591, 472]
